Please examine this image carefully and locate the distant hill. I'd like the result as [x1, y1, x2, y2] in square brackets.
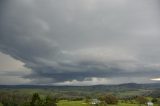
[1, 83, 160, 98]
[1, 83, 160, 90]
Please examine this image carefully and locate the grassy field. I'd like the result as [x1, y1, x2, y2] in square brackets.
[0, 103, 3, 106]
[57, 100, 158, 106]
[0, 100, 158, 106]
[57, 100, 89, 106]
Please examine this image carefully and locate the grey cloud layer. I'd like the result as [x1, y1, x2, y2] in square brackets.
[0, 0, 160, 84]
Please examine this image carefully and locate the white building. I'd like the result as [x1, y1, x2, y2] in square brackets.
[147, 101, 153, 106]
[91, 99, 101, 105]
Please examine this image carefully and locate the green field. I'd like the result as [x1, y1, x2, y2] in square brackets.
[0, 103, 3, 106]
[0, 84, 160, 106]
[57, 101, 137, 106]
[1, 100, 157, 106]
[57, 100, 89, 106]
[57, 100, 159, 106]
[0, 101, 156, 106]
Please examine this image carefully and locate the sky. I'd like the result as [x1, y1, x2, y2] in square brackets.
[0, 0, 160, 85]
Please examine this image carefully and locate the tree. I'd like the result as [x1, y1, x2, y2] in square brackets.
[85, 96, 91, 104]
[30, 93, 42, 106]
[151, 98, 158, 103]
[99, 94, 118, 104]
[44, 96, 57, 106]
[136, 96, 148, 106]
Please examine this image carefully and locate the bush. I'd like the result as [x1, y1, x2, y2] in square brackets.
[136, 96, 148, 105]
[99, 94, 118, 104]
[151, 98, 158, 103]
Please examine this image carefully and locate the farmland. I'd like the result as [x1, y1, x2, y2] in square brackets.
[57, 100, 158, 106]
[0, 83, 160, 106]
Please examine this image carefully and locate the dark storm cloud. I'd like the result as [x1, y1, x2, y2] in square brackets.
[0, 0, 160, 85]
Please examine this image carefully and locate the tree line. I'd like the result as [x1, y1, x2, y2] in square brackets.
[1, 92, 160, 106]
[0, 93, 57, 106]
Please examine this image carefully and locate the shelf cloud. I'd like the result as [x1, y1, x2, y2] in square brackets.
[0, 0, 160, 85]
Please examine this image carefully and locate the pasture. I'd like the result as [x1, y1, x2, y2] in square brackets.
[57, 100, 157, 106]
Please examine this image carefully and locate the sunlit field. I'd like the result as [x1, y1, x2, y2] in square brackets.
[57, 100, 89, 106]
[57, 100, 158, 106]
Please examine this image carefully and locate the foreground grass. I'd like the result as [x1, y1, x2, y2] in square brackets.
[117, 103, 143, 106]
[0, 103, 3, 106]
[0, 101, 158, 106]
[57, 100, 159, 106]
[57, 100, 89, 106]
